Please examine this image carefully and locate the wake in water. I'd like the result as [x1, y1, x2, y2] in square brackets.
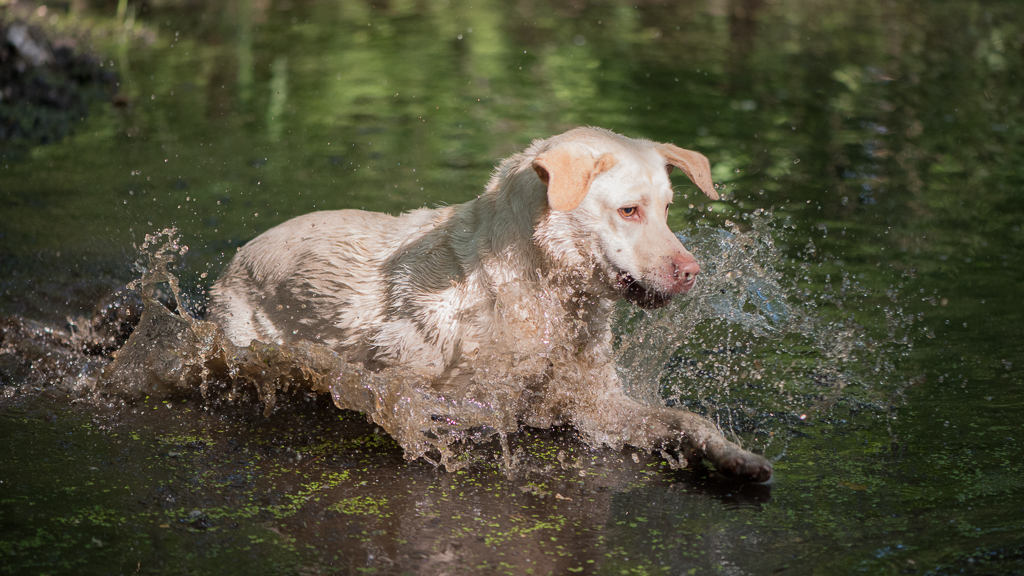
[0, 215, 914, 471]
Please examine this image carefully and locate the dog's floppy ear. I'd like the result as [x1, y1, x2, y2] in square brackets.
[657, 143, 719, 201]
[532, 148, 617, 212]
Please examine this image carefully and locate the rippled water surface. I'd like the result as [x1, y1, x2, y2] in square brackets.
[2, 0, 1023, 574]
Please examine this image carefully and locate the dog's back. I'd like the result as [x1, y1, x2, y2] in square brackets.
[210, 209, 400, 361]
[209, 200, 520, 374]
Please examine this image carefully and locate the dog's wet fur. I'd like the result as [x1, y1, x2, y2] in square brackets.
[210, 127, 772, 482]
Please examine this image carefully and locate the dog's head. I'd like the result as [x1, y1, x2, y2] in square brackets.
[531, 128, 719, 309]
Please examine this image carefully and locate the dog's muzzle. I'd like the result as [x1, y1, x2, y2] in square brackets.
[614, 254, 699, 309]
[614, 271, 677, 309]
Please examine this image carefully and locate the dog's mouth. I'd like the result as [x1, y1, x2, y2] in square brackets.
[613, 271, 676, 310]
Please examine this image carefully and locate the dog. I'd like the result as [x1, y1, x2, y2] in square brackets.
[209, 127, 772, 482]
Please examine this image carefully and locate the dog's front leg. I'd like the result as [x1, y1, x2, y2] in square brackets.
[650, 402, 773, 482]
[574, 372, 772, 482]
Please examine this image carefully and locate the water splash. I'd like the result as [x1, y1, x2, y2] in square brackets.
[1, 217, 911, 470]
[614, 210, 912, 453]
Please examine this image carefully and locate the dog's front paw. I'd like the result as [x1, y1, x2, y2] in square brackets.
[711, 450, 773, 483]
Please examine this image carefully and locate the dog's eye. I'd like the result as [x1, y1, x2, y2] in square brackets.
[618, 206, 639, 219]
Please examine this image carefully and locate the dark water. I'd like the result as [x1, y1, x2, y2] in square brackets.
[2, 0, 1023, 574]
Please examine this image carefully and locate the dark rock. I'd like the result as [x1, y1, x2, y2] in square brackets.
[0, 21, 119, 159]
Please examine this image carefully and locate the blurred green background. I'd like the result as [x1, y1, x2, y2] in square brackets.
[1, 0, 1023, 574]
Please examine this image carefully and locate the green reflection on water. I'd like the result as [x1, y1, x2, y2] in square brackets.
[1, 0, 1023, 574]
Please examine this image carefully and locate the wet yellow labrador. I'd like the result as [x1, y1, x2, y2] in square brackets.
[210, 127, 772, 482]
